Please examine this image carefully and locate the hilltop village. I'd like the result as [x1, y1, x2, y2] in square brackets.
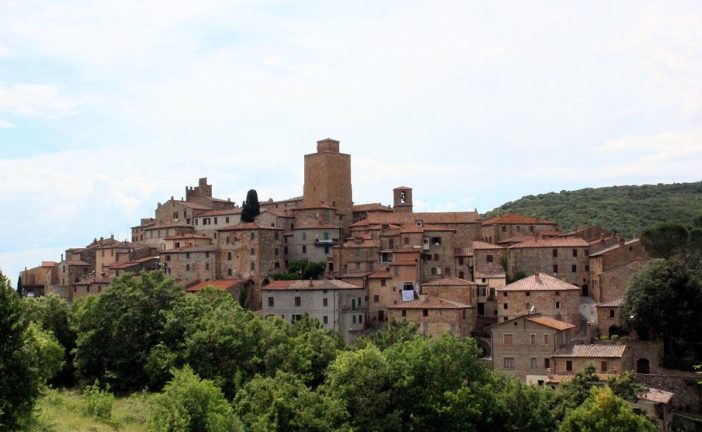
[21, 138, 685, 430]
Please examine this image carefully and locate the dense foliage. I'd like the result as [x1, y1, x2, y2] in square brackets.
[559, 386, 657, 432]
[269, 260, 327, 280]
[485, 181, 702, 237]
[240, 189, 261, 223]
[0, 271, 63, 430]
[1, 270, 662, 431]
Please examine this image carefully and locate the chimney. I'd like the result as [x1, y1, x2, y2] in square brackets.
[171, 195, 174, 201]
[534, 272, 541, 283]
[111, 234, 114, 239]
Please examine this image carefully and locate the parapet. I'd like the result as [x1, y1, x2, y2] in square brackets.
[316, 138, 340, 153]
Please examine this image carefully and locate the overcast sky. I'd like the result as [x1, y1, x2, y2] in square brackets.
[1, 1, 701, 282]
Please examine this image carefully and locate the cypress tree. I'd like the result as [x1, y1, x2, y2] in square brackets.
[241, 189, 261, 223]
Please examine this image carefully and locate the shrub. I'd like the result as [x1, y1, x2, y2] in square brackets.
[611, 334, 620, 342]
[81, 381, 114, 420]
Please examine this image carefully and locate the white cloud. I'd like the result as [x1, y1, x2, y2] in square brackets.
[0, 118, 15, 128]
[0, 84, 77, 118]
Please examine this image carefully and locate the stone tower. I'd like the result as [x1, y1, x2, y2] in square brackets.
[303, 138, 353, 227]
[393, 186, 413, 213]
[185, 177, 213, 206]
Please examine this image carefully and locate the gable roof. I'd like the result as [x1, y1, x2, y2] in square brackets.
[526, 316, 576, 331]
[422, 277, 476, 287]
[352, 203, 393, 212]
[262, 279, 362, 291]
[552, 344, 627, 358]
[388, 296, 471, 309]
[500, 273, 580, 291]
[509, 236, 589, 249]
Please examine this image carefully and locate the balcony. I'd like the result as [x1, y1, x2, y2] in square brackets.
[314, 238, 337, 246]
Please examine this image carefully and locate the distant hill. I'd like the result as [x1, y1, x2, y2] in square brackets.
[485, 181, 702, 238]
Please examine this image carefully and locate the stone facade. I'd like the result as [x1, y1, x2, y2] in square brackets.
[550, 344, 630, 375]
[387, 295, 473, 338]
[161, 246, 218, 286]
[481, 214, 558, 244]
[261, 279, 366, 342]
[497, 273, 581, 326]
[491, 314, 575, 383]
[589, 238, 648, 303]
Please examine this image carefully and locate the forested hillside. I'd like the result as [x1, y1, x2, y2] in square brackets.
[485, 182, 702, 237]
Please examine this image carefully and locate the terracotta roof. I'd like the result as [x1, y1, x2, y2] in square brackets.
[597, 298, 625, 308]
[217, 222, 282, 231]
[422, 277, 476, 286]
[526, 316, 576, 331]
[482, 213, 557, 226]
[262, 279, 362, 290]
[472, 241, 502, 250]
[552, 344, 627, 358]
[353, 203, 393, 212]
[474, 270, 506, 278]
[41, 261, 58, 267]
[497, 236, 530, 245]
[640, 388, 673, 404]
[196, 208, 242, 217]
[292, 204, 336, 211]
[500, 273, 579, 291]
[388, 296, 471, 309]
[454, 247, 474, 257]
[160, 245, 218, 254]
[351, 211, 480, 227]
[106, 256, 159, 270]
[589, 239, 640, 257]
[144, 223, 194, 231]
[509, 236, 589, 249]
[164, 233, 211, 240]
[186, 279, 247, 292]
[261, 208, 293, 218]
[368, 271, 392, 279]
[343, 239, 380, 248]
[293, 220, 340, 229]
[547, 373, 620, 384]
[172, 200, 212, 210]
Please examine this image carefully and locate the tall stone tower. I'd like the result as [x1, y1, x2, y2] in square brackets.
[393, 186, 413, 213]
[303, 138, 353, 226]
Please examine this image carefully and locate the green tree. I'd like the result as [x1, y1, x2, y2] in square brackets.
[0, 271, 63, 430]
[16, 275, 22, 297]
[72, 271, 185, 392]
[323, 345, 401, 431]
[24, 293, 77, 386]
[608, 371, 644, 403]
[350, 319, 419, 351]
[150, 366, 243, 432]
[559, 386, 656, 432]
[621, 259, 702, 357]
[640, 223, 689, 260]
[241, 189, 261, 223]
[271, 261, 327, 280]
[233, 372, 350, 431]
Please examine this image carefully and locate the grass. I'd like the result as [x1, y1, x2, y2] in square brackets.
[29, 388, 153, 432]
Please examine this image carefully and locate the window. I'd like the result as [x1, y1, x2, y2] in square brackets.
[402, 309, 407, 317]
[433, 254, 439, 261]
[205, 262, 210, 270]
[226, 217, 230, 224]
[250, 231, 255, 240]
[302, 245, 307, 254]
[186, 252, 190, 259]
[292, 314, 302, 322]
[501, 226, 506, 232]
[250, 262, 255, 271]
[503, 334, 513, 345]
[323, 298, 328, 307]
[530, 334, 536, 345]
[381, 279, 386, 287]
[609, 309, 615, 318]
[503, 303, 508, 310]
[250, 248, 255, 256]
[352, 315, 356, 324]
[544, 358, 550, 368]
[486, 254, 494, 263]
[228, 268, 232, 276]
[530, 358, 537, 369]
[553, 264, 558, 274]
[566, 360, 573, 372]
[572, 249, 578, 257]
[166, 255, 171, 262]
[503, 291, 508, 297]
[185, 264, 190, 271]
[359, 315, 363, 324]
[459, 271, 465, 279]
[295, 296, 301, 306]
[274, 248, 279, 256]
[422, 309, 428, 317]
[374, 295, 380, 303]
[544, 334, 550, 345]
[504, 357, 515, 369]
[268, 297, 274, 307]
[458, 257, 464, 265]
[214, 217, 218, 224]
[323, 316, 328, 324]
[355, 262, 361, 271]
[552, 249, 558, 258]
[530, 226, 534, 232]
[601, 361, 608, 372]
[526, 291, 530, 296]
[302, 232, 307, 240]
[555, 301, 561, 309]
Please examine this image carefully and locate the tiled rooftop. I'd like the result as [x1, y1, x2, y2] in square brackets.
[500, 273, 580, 291]
[552, 344, 627, 358]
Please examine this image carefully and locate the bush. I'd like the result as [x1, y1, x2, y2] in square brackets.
[600, 335, 610, 341]
[81, 381, 114, 420]
[611, 334, 620, 342]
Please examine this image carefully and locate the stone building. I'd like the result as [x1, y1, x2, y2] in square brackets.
[19, 261, 58, 297]
[481, 214, 559, 244]
[595, 298, 624, 337]
[549, 344, 630, 377]
[160, 245, 218, 286]
[508, 236, 590, 295]
[352, 203, 393, 222]
[491, 314, 575, 384]
[193, 208, 242, 239]
[589, 238, 648, 303]
[497, 273, 581, 326]
[387, 295, 473, 338]
[472, 241, 506, 282]
[261, 279, 366, 342]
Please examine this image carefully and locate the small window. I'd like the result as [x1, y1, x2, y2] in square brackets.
[267, 297, 274, 307]
[250, 262, 255, 271]
[530, 358, 537, 369]
[185, 264, 190, 271]
[402, 309, 407, 317]
[250, 231, 255, 240]
[359, 315, 363, 324]
[374, 295, 380, 303]
[422, 309, 428, 317]
[530, 334, 536, 345]
[503, 334, 513, 345]
[544, 358, 550, 368]
[504, 357, 515, 369]
[572, 249, 578, 257]
[381, 279, 386, 287]
[609, 309, 615, 318]
[486, 254, 494, 263]
[250, 248, 255, 256]
[352, 315, 356, 324]
[302, 245, 307, 254]
[295, 296, 301, 306]
[323, 315, 328, 324]
[566, 360, 573, 372]
[544, 334, 550, 345]
[555, 301, 561, 309]
[552, 249, 558, 258]
[503, 303, 508, 310]
[601, 361, 608, 372]
[571, 264, 577, 273]
[323, 298, 328, 307]
[228, 268, 232, 276]
[553, 264, 558, 274]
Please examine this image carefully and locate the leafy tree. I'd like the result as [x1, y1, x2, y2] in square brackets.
[559, 386, 656, 432]
[150, 366, 243, 432]
[608, 371, 644, 403]
[24, 293, 77, 386]
[323, 345, 401, 431]
[351, 319, 419, 351]
[72, 271, 185, 392]
[16, 275, 21, 297]
[621, 259, 702, 357]
[233, 372, 350, 431]
[553, 365, 602, 419]
[0, 271, 63, 430]
[640, 223, 689, 260]
[270, 261, 327, 280]
[241, 189, 261, 223]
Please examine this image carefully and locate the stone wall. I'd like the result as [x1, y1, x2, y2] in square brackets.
[497, 289, 581, 326]
[509, 246, 589, 289]
[637, 370, 701, 413]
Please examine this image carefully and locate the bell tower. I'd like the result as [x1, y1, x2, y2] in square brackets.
[302, 138, 353, 226]
[393, 186, 413, 213]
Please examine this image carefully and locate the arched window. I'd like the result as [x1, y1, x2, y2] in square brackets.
[636, 358, 650, 374]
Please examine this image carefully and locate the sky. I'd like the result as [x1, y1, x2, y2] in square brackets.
[1, 1, 701, 282]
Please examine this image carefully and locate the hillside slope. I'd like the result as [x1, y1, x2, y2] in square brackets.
[485, 181, 702, 238]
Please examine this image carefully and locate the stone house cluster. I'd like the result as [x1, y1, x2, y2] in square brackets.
[22, 138, 662, 394]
